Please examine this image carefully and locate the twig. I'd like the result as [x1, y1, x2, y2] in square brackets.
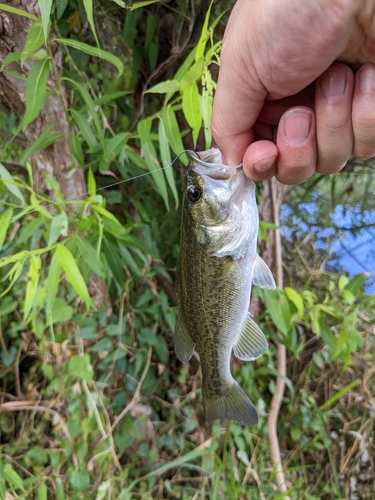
[110, 346, 152, 432]
[267, 178, 290, 498]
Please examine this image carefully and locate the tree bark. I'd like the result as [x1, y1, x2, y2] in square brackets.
[0, 1, 109, 308]
[0, 0, 85, 198]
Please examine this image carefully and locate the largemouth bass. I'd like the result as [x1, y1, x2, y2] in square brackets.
[175, 148, 276, 426]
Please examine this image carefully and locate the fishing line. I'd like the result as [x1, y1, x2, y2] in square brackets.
[0, 151, 189, 228]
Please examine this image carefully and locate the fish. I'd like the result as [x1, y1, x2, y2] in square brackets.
[174, 148, 276, 426]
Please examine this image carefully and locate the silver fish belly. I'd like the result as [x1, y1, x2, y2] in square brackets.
[175, 148, 276, 426]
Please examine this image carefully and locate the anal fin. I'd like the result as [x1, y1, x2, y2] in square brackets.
[233, 312, 268, 361]
[253, 254, 276, 289]
[174, 312, 195, 364]
[204, 381, 258, 426]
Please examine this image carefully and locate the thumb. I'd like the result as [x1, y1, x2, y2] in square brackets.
[211, 37, 267, 165]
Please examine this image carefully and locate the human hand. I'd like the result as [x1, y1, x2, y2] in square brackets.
[211, 0, 375, 185]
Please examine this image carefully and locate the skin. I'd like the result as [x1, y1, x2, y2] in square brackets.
[211, 0, 375, 185]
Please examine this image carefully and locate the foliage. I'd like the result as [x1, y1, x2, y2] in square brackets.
[0, 1, 374, 500]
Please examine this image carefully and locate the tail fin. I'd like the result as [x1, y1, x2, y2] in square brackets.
[204, 382, 258, 426]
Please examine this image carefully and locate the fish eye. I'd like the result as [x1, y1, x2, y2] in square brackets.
[187, 185, 202, 203]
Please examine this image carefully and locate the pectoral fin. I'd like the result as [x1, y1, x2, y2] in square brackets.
[174, 313, 195, 364]
[233, 312, 268, 361]
[252, 254, 276, 289]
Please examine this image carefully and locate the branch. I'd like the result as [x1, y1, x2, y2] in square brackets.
[267, 178, 290, 498]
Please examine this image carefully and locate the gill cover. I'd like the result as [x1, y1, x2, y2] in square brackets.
[185, 149, 257, 259]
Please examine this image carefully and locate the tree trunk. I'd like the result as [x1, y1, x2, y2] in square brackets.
[0, 0, 85, 198]
[0, 1, 109, 308]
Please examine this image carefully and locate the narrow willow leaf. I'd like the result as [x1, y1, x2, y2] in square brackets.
[285, 287, 304, 318]
[47, 212, 68, 247]
[146, 80, 180, 94]
[131, 0, 160, 10]
[70, 108, 98, 149]
[37, 0, 52, 41]
[64, 78, 102, 140]
[0, 209, 13, 251]
[55, 38, 124, 76]
[100, 133, 129, 170]
[23, 255, 41, 323]
[0, 262, 24, 299]
[161, 107, 187, 165]
[45, 252, 61, 316]
[21, 20, 45, 65]
[182, 82, 201, 146]
[195, 0, 213, 62]
[69, 133, 85, 167]
[0, 163, 25, 203]
[92, 204, 122, 225]
[102, 237, 125, 286]
[158, 119, 178, 208]
[143, 140, 169, 210]
[17, 58, 50, 132]
[56, 244, 91, 309]
[0, 4, 37, 20]
[79, 91, 131, 111]
[180, 57, 204, 90]
[201, 66, 213, 149]
[76, 237, 105, 278]
[21, 122, 64, 164]
[88, 168, 96, 194]
[1, 52, 21, 71]
[83, 0, 100, 50]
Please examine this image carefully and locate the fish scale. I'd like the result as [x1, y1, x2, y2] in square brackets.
[175, 148, 276, 426]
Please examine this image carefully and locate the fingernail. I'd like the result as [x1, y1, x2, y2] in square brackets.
[320, 65, 347, 99]
[253, 155, 276, 173]
[284, 110, 312, 145]
[358, 64, 375, 93]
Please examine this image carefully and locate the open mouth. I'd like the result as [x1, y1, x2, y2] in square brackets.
[187, 148, 242, 180]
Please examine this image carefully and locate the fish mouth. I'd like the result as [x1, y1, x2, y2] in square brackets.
[186, 148, 242, 180]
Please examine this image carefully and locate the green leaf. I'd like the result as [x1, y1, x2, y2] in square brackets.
[56, 38, 124, 76]
[21, 20, 45, 65]
[195, 0, 213, 62]
[180, 57, 204, 89]
[70, 108, 98, 150]
[83, 0, 100, 50]
[158, 119, 178, 208]
[17, 58, 50, 133]
[285, 287, 304, 318]
[56, 244, 91, 310]
[55, 477, 65, 500]
[37, 482, 48, 500]
[146, 80, 180, 94]
[201, 66, 213, 149]
[102, 237, 125, 286]
[47, 212, 68, 247]
[262, 290, 290, 337]
[45, 252, 61, 317]
[64, 78, 102, 140]
[87, 168, 96, 194]
[0, 209, 13, 251]
[4, 463, 25, 491]
[23, 255, 41, 322]
[1, 52, 21, 71]
[100, 133, 129, 170]
[70, 133, 85, 167]
[182, 82, 201, 146]
[76, 237, 105, 278]
[67, 354, 94, 383]
[37, 0, 52, 40]
[92, 204, 122, 225]
[319, 380, 359, 411]
[21, 122, 64, 164]
[161, 107, 187, 165]
[0, 4, 37, 20]
[0, 163, 25, 203]
[130, 0, 160, 9]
